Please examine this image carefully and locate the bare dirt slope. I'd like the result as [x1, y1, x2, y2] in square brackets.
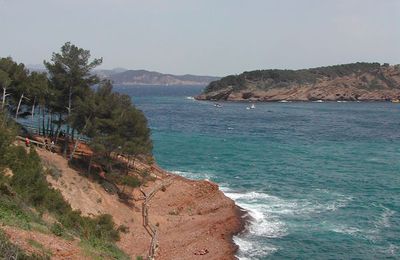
[38, 149, 150, 257]
[37, 148, 242, 259]
[149, 176, 242, 260]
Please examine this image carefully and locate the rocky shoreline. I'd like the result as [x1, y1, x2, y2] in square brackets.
[198, 63, 400, 102]
[147, 174, 247, 259]
[195, 85, 400, 102]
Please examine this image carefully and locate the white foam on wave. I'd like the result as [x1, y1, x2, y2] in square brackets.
[221, 188, 287, 258]
[332, 205, 396, 243]
[233, 236, 277, 260]
[223, 189, 350, 217]
[377, 206, 395, 228]
[169, 171, 282, 258]
[331, 224, 381, 242]
[386, 244, 399, 257]
[171, 170, 353, 259]
[331, 225, 364, 236]
[170, 170, 212, 181]
[185, 96, 195, 100]
[221, 187, 354, 258]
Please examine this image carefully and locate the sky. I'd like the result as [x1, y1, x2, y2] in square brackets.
[0, 0, 399, 76]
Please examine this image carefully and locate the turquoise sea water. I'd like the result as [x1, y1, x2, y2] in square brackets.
[116, 85, 400, 259]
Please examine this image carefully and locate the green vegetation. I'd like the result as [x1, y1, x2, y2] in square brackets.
[0, 82, 128, 259]
[0, 42, 155, 259]
[0, 42, 152, 165]
[1, 41, 153, 199]
[204, 62, 384, 93]
[80, 239, 129, 260]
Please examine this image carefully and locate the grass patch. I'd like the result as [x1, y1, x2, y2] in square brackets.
[80, 239, 129, 260]
[0, 114, 126, 258]
[0, 196, 48, 232]
[27, 239, 52, 258]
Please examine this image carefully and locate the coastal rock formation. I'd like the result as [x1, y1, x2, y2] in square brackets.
[36, 149, 243, 260]
[196, 63, 400, 101]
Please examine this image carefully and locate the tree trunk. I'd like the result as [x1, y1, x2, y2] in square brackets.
[15, 93, 24, 119]
[68, 131, 78, 160]
[63, 128, 69, 157]
[31, 97, 36, 120]
[69, 118, 90, 162]
[2, 87, 6, 109]
[42, 107, 46, 136]
[69, 138, 79, 161]
[50, 113, 54, 136]
[64, 85, 72, 158]
[55, 114, 62, 144]
[37, 106, 41, 135]
[46, 116, 51, 137]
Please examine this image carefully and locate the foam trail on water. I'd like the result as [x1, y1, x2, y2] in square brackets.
[170, 170, 212, 180]
[170, 170, 285, 259]
[233, 236, 277, 260]
[220, 187, 286, 259]
[170, 170, 352, 259]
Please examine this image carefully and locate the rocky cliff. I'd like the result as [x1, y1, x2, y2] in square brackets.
[196, 63, 400, 101]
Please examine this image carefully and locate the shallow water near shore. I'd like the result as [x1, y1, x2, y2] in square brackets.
[116, 85, 400, 259]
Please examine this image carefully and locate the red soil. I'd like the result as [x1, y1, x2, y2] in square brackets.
[36, 148, 243, 259]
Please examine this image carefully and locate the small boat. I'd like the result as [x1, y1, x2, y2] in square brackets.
[214, 103, 222, 108]
[247, 104, 255, 110]
[278, 100, 289, 103]
[313, 100, 324, 103]
[391, 99, 400, 103]
[337, 100, 347, 103]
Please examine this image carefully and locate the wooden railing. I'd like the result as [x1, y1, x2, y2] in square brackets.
[141, 176, 175, 260]
[16, 136, 45, 148]
[18, 134, 170, 259]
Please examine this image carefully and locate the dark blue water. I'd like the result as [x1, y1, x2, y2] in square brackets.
[116, 85, 400, 259]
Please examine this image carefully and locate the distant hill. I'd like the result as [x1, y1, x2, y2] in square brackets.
[106, 69, 220, 86]
[196, 62, 400, 101]
[27, 65, 219, 86]
[95, 68, 128, 79]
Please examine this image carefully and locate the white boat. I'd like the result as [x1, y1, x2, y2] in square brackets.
[313, 100, 324, 103]
[247, 104, 255, 110]
[278, 100, 289, 103]
[214, 103, 222, 108]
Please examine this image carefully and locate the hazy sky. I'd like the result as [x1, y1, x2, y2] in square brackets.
[0, 0, 399, 76]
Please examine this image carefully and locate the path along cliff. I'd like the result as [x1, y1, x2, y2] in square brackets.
[34, 146, 243, 259]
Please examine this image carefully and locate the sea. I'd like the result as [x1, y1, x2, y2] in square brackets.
[115, 85, 400, 259]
